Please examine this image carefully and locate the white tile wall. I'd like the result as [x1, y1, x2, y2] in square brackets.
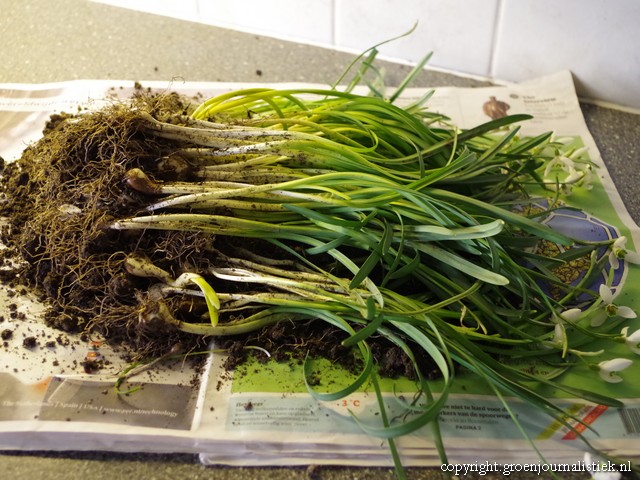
[492, 0, 640, 110]
[91, 0, 640, 110]
[196, 1, 334, 45]
[334, 0, 499, 77]
[94, 0, 199, 22]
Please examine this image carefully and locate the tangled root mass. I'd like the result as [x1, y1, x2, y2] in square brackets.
[0, 89, 431, 380]
[0, 91, 217, 359]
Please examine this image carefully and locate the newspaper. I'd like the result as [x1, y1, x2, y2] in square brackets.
[0, 72, 639, 470]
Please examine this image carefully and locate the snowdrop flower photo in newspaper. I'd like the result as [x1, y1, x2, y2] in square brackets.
[597, 358, 633, 383]
[620, 326, 640, 355]
[609, 236, 640, 270]
[590, 285, 637, 328]
[584, 452, 622, 480]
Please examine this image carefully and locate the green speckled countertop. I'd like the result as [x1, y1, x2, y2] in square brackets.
[1, 1, 639, 478]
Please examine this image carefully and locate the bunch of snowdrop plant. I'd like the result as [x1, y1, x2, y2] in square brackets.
[107, 50, 640, 477]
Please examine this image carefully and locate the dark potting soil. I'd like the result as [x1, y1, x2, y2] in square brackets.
[0, 87, 433, 382]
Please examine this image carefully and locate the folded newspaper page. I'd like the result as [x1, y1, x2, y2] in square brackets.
[0, 71, 639, 469]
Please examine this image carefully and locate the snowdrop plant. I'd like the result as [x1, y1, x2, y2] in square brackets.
[110, 66, 640, 476]
[10, 43, 636, 478]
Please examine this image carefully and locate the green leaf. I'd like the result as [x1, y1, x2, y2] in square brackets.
[342, 313, 385, 348]
[301, 311, 374, 401]
[414, 242, 509, 285]
[349, 219, 392, 289]
[427, 188, 573, 246]
[406, 219, 505, 241]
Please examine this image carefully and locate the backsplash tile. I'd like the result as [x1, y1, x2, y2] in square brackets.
[196, 0, 335, 45]
[335, 0, 499, 77]
[492, 0, 640, 108]
[93, 0, 199, 22]
[90, 0, 639, 109]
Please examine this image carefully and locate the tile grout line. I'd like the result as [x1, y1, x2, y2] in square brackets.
[194, 0, 200, 21]
[331, 0, 338, 46]
[488, 0, 505, 80]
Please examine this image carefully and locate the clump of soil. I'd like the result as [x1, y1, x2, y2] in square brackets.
[217, 319, 440, 381]
[0, 88, 429, 379]
[0, 90, 216, 359]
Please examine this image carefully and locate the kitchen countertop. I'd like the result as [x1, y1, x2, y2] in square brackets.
[1, 1, 639, 479]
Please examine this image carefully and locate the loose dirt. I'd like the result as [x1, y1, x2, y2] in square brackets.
[0, 88, 427, 380]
